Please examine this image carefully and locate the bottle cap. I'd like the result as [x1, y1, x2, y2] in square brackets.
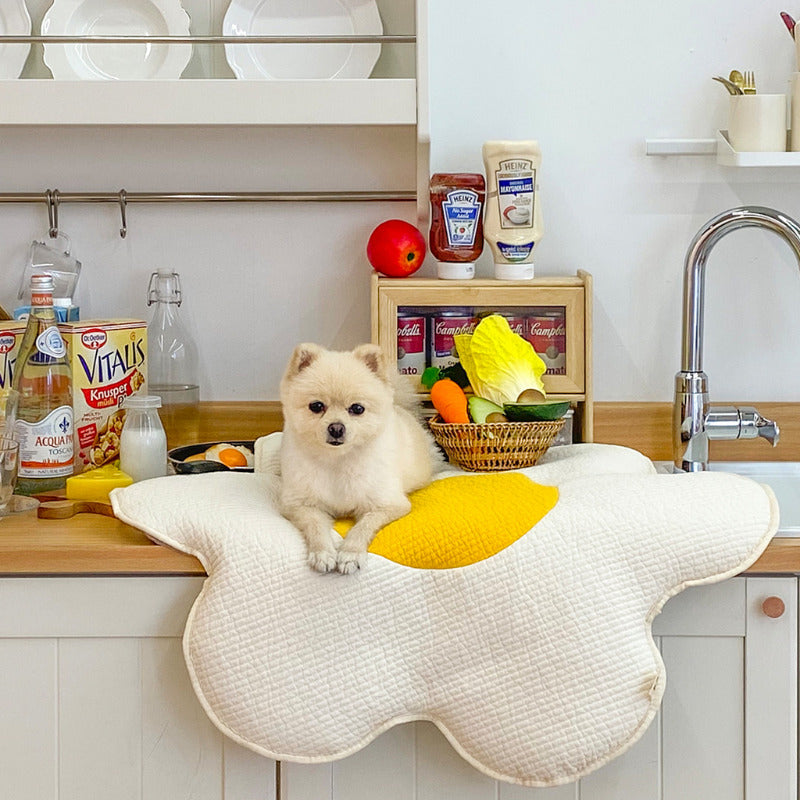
[437, 261, 475, 280]
[124, 395, 162, 409]
[494, 261, 534, 280]
[30, 273, 55, 292]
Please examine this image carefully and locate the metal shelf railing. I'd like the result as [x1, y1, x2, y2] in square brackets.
[0, 189, 416, 238]
[0, 34, 415, 45]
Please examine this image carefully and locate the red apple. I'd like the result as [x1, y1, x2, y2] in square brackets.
[367, 219, 426, 278]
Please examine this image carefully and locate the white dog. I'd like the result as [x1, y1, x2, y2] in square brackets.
[278, 342, 441, 574]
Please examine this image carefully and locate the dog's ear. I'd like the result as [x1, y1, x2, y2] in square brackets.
[352, 343, 391, 382]
[287, 343, 322, 376]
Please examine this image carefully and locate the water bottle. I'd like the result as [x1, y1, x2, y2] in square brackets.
[147, 270, 199, 446]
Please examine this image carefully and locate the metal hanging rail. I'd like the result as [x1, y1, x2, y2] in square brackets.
[0, 189, 416, 239]
[0, 34, 415, 45]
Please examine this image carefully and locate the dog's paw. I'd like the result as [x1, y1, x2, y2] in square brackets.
[308, 550, 337, 573]
[336, 549, 366, 574]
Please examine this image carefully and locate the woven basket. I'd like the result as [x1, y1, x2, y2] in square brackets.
[428, 415, 565, 472]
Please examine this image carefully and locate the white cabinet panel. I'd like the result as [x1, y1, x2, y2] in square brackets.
[744, 577, 797, 800]
[415, 721, 495, 800]
[661, 635, 744, 800]
[223, 739, 276, 800]
[141, 637, 223, 800]
[499, 782, 578, 799]
[0, 576, 203, 637]
[281, 762, 333, 800]
[333, 723, 416, 800]
[653, 578, 746, 636]
[0, 638, 57, 800]
[59, 637, 143, 800]
[578, 700, 660, 800]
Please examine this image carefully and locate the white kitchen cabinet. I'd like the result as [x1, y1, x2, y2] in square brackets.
[0, 575, 795, 800]
[0, 0, 425, 127]
[283, 577, 799, 800]
[0, 577, 275, 800]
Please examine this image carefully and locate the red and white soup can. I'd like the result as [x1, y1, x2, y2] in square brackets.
[431, 309, 476, 370]
[396, 314, 426, 377]
[499, 312, 526, 338]
[526, 310, 566, 374]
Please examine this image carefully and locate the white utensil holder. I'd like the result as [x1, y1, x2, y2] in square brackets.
[729, 93, 787, 152]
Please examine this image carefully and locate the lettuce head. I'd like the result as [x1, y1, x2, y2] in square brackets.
[454, 315, 547, 406]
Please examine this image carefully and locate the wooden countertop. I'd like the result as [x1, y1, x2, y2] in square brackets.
[2, 401, 798, 577]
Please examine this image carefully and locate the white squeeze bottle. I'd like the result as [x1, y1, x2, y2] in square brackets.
[482, 140, 544, 279]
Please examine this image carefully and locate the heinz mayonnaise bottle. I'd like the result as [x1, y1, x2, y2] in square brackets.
[482, 140, 543, 279]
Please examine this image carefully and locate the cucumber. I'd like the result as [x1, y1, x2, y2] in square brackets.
[503, 401, 570, 422]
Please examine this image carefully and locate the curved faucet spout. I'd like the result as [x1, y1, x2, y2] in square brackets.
[681, 206, 800, 373]
[674, 206, 800, 471]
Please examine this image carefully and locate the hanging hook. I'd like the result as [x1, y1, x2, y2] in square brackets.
[46, 189, 60, 239]
[118, 189, 127, 239]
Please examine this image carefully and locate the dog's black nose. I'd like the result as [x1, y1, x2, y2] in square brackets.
[327, 422, 345, 441]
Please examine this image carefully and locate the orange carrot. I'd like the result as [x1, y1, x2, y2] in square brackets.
[430, 378, 469, 423]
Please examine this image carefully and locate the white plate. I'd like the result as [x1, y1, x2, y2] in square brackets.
[42, 0, 192, 80]
[223, 0, 382, 80]
[0, 0, 32, 79]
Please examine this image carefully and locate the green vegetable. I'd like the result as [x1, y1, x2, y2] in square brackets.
[503, 401, 570, 422]
[454, 315, 547, 407]
[421, 362, 471, 390]
[467, 396, 504, 424]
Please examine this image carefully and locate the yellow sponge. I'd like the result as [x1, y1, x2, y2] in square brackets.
[334, 473, 558, 569]
[66, 464, 133, 503]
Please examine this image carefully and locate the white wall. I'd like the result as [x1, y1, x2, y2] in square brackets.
[430, 0, 800, 402]
[1, 0, 799, 403]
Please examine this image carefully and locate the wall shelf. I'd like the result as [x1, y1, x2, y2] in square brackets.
[0, 78, 417, 126]
[645, 131, 800, 166]
[715, 130, 800, 166]
[644, 138, 717, 156]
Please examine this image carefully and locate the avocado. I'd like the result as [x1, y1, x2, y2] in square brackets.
[503, 400, 571, 422]
[468, 396, 505, 424]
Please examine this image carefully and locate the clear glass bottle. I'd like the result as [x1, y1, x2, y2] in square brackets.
[12, 274, 74, 495]
[119, 395, 168, 482]
[147, 269, 199, 447]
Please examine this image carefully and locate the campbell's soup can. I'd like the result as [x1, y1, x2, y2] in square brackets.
[499, 312, 526, 338]
[431, 309, 476, 370]
[526, 310, 566, 374]
[396, 313, 426, 377]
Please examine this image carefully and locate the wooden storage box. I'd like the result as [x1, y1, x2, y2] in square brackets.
[370, 271, 593, 442]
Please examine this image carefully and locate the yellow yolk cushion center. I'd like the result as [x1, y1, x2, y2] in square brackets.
[333, 473, 559, 569]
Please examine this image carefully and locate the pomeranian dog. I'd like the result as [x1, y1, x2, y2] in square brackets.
[278, 342, 442, 574]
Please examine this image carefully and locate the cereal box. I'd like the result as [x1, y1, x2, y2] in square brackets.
[59, 320, 147, 473]
[0, 321, 29, 392]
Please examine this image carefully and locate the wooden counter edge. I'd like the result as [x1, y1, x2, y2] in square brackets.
[1, 534, 796, 576]
[0, 543, 204, 575]
[744, 538, 800, 575]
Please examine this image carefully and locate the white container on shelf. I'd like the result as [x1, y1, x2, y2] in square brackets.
[728, 94, 787, 153]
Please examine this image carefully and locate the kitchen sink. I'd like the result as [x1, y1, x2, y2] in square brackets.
[655, 461, 800, 537]
[708, 462, 800, 538]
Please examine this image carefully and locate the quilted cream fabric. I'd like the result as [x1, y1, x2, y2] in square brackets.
[111, 442, 778, 787]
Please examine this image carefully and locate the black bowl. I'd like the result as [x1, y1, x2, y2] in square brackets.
[168, 440, 256, 474]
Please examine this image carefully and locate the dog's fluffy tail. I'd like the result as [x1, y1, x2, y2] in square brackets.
[391, 371, 425, 416]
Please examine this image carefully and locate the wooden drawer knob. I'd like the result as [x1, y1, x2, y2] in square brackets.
[762, 596, 786, 618]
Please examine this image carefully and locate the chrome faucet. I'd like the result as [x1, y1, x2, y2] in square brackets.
[674, 206, 800, 472]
